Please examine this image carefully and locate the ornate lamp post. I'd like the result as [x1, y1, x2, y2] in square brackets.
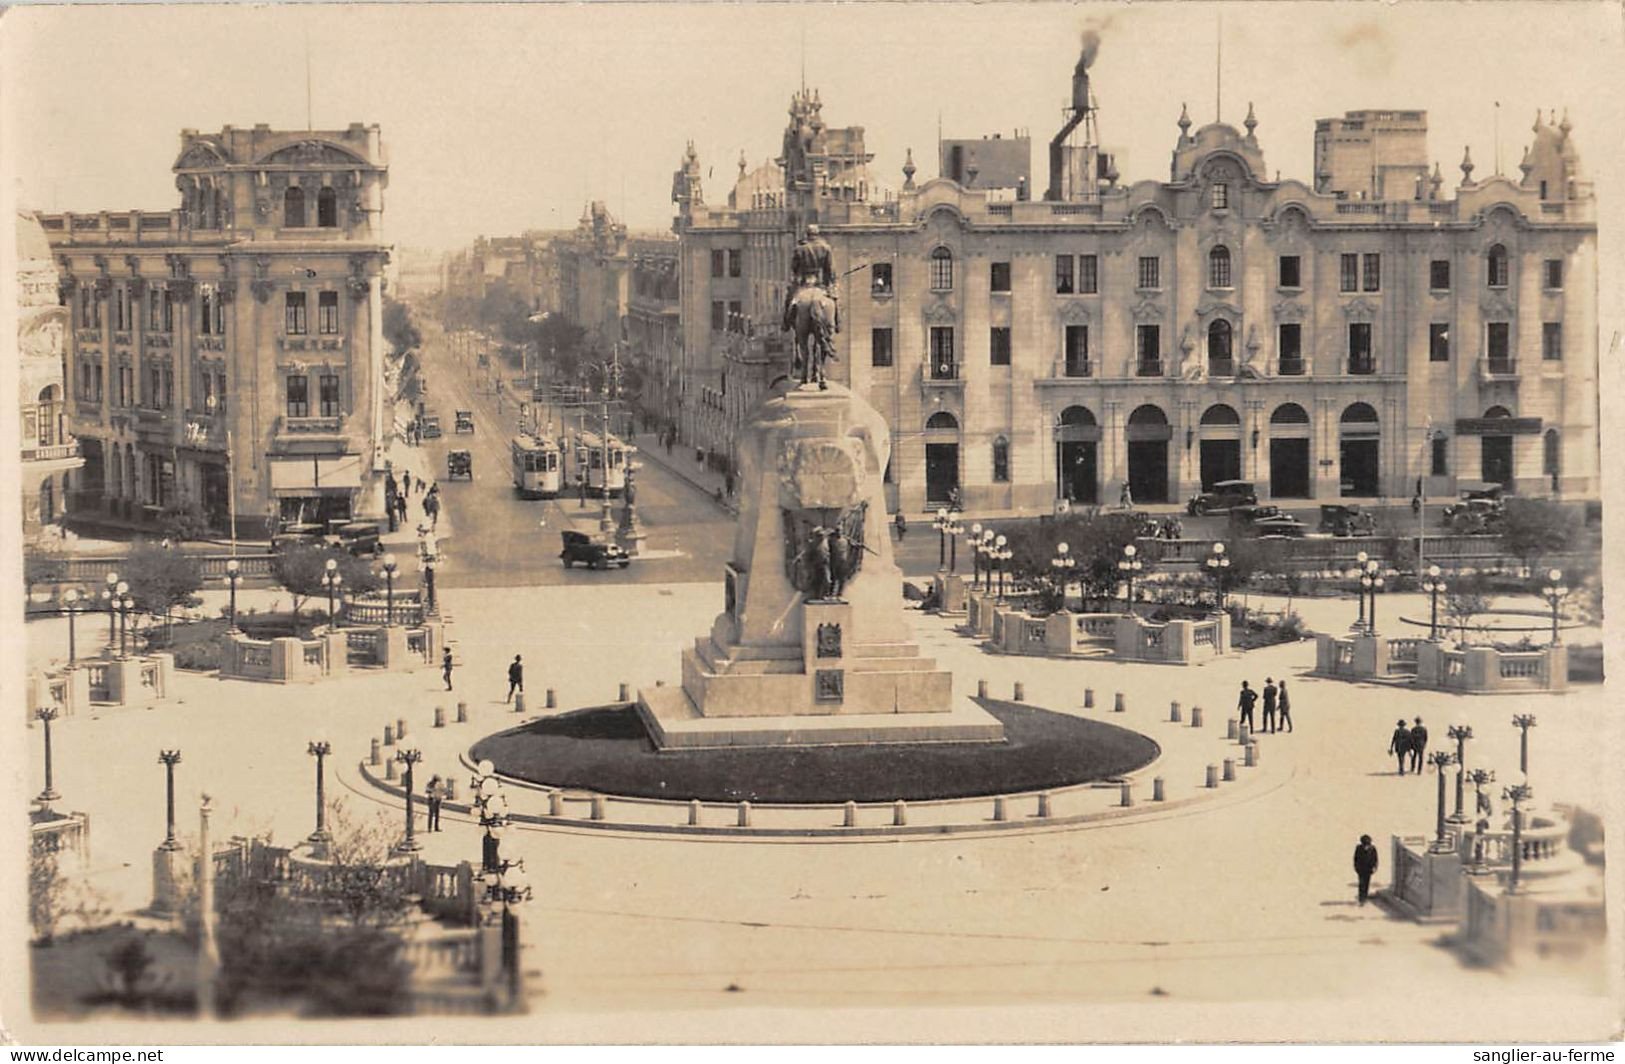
[307, 735, 333, 851]
[1050, 542, 1074, 609]
[483, 860, 532, 910]
[1428, 749, 1457, 853]
[979, 528, 995, 590]
[1512, 713, 1537, 778]
[224, 559, 241, 631]
[945, 513, 962, 573]
[1421, 565, 1447, 641]
[116, 589, 134, 658]
[471, 759, 510, 874]
[1205, 542, 1230, 612]
[35, 706, 61, 808]
[1117, 544, 1143, 614]
[968, 522, 984, 587]
[993, 535, 1010, 598]
[1502, 781, 1534, 893]
[933, 508, 950, 570]
[157, 749, 183, 851]
[1446, 720, 1473, 825]
[1466, 768, 1496, 870]
[380, 553, 399, 627]
[422, 556, 437, 615]
[394, 738, 423, 853]
[1539, 568, 1568, 645]
[1359, 560, 1384, 635]
[104, 571, 120, 650]
[1347, 551, 1369, 631]
[322, 560, 343, 629]
[59, 588, 81, 666]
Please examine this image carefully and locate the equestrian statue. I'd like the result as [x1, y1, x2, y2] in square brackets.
[782, 223, 840, 388]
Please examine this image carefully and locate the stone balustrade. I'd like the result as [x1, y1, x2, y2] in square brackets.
[218, 630, 346, 683]
[26, 653, 172, 721]
[977, 604, 1229, 665]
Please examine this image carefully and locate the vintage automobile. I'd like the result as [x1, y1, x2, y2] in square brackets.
[455, 410, 474, 434]
[1186, 479, 1259, 516]
[560, 529, 631, 570]
[1229, 504, 1308, 538]
[268, 522, 325, 553]
[1318, 503, 1378, 537]
[420, 414, 443, 440]
[1442, 483, 1507, 534]
[1102, 509, 1161, 539]
[268, 521, 381, 557]
[447, 449, 474, 480]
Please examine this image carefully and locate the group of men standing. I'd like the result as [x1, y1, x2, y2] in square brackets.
[1234, 677, 1293, 734]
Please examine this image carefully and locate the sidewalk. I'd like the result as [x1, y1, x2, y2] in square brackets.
[631, 432, 738, 517]
[377, 432, 456, 553]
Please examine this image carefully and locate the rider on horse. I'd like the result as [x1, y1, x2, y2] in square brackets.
[782, 224, 840, 387]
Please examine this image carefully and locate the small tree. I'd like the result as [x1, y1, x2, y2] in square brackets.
[124, 541, 204, 643]
[158, 501, 215, 543]
[1444, 571, 1493, 644]
[270, 543, 380, 626]
[382, 296, 422, 358]
[1500, 498, 1579, 574]
[24, 542, 67, 598]
[319, 799, 414, 930]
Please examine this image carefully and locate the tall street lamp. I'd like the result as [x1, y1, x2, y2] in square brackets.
[59, 588, 81, 666]
[933, 509, 950, 570]
[1359, 560, 1383, 635]
[116, 588, 133, 658]
[103, 570, 120, 652]
[1446, 720, 1473, 825]
[422, 556, 438, 615]
[1205, 542, 1230, 612]
[979, 528, 995, 590]
[395, 738, 423, 853]
[1502, 782, 1534, 894]
[1428, 750, 1457, 853]
[1050, 542, 1074, 609]
[1118, 544, 1143, 614]
[968, 523, 983, 587]
[471, 759, 510, 874]
[1421, 565, 1447, 641]
[1347, 551, 1369, 631]
[1512, 713, 1537, 779]
[225, 559, 241, 631]
[1466, 768, 1496, 870]
[380, 553, 399, 627]
[157, 749, 183, 852]
[35, 706, 61, 808]
[307, 736, 333, 852]
[945, 513, 962, 573]
[322, 560, 343, 629]
[1540, 568, 1568, 645]
[993, 535, 1010, 599]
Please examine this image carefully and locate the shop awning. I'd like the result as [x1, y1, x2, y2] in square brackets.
[269, 454, 365, 494]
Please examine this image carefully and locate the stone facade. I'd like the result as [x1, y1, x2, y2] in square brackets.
[672, 68, 1597, 516]
[15, 209, 83, 535]
[41, 124, 391, 535]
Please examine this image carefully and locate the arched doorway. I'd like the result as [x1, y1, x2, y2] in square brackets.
[1198, 403, 1242, 490]
[1055, 405, 1099, 504]
[1126, 405, 1172, 503]
[1480, 406, 1514, 487]
[1268, 403, 1312, 498]
[1338, 402, 1380, 497]
[1207, 319, 1234, 377]
[924, 411, 960, 506]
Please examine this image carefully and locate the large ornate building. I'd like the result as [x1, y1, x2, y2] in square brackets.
[41, 124, 391, 534]
[674, 56, 1597, 514]
[16, 209, 83, 537]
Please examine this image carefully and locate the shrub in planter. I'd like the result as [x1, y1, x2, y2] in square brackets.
[170, 639, 222, 672]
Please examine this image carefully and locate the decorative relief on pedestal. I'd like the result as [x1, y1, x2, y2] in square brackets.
[778, 438, 864, 509]
[814, 668, 845, 703]
[783, 503, 867, 601]
[252, 280, 276, 304]
[816, 622, 843, 659]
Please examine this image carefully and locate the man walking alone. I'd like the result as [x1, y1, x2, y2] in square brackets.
[1408, 717, 1429, 775]
[506, 654, 524, 704]
[1353, 834, 1380, 905]
[442, 648, 454, 692]
[1277, 679, 1293, 733]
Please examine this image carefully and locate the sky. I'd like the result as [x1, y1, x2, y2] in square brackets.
[3, 2, 1622, 254]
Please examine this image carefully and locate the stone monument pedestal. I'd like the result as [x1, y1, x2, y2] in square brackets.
[637, 383, 1003, 750]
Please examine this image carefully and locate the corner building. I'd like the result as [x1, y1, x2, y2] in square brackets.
[675, 72, 1597, 514]
[41, 124, 391, 534]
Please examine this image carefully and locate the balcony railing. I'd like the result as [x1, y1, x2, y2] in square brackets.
[1346, 356, 1376, 376]
[1134, 359, 1163, 378]
[22, 442, 80, 463]
[1208, 358, 1236, 377]
[926, 362, 960, 382]
[1062, 359, 1093, 379]
[1277, 357, 1306, 376]
[1481, 357, 1519, 378]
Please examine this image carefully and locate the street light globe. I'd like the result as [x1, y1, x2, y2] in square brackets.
[1355, 551, 1368, 565]
[1057, 542, 1069, 554]
[226, 559, 240, 575]
[937, 508, 949, 520]
[1213, 542, 1226, 555]
[116, 581, 129, 595]
[106, 571, 119, 586]
[1365, 560, 1379, 574]
[383, 553, 397, 569]
[1429, 564, 1441, 579]
[1124, 544, 1137, 558]
[995, 534, 1007, 547]
[1548, 568, 1563, 583]
[981, 529, 994, 543]
[478, 759, 496, 777]
[971, 523, 982, 536]
[325, 558, 337, 572]
[62, 588, 79, 605]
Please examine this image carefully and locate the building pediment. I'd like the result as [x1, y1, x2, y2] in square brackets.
[1195, 299, 1243, 321]
[174, 141, 228, 170]
[1481, 292, 1517, 319]
[1273, 299, 1307, 323]
[1058, 301, 1093, 325]
[1340, 297, 1379, 320]
[257, 140, 369, 168]
[922, 300, 957, 324]
[1130, 296, 1163, 322]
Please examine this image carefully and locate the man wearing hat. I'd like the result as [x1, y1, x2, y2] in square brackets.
[1352, 834, 1380, 905]
[1388, 719, 1413, 776]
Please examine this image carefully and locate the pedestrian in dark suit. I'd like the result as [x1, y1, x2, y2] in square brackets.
[1389, 719, 1412, 775]
[506, 654, 523, 703]
[442, 648, 454, 691]
[1408, 717, 1428, 774]
[402, 470, 412, 496]
[1261, 677, 1278, 733]
[1353, 834, 1380, 904]
[1236, 681, 1257, 732]
[1277, 679, 1293, 733]
[426, 776, 443, 832]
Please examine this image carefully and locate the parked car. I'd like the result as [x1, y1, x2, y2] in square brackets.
[447, 449, 473, 480]
[1186, 479, 1258, 516]
[455, 410, 474, 434]
[560, 529, 631, 570]
[326, 521, 383, 556]
[268, 522, 325, 553]
[420, 414, 442, 440]
[1102, 509, 1161, 539]
[1229, 504, 1308, 538]
[1318, 503, 1378, 537]
[1442, 482, 1507, 534]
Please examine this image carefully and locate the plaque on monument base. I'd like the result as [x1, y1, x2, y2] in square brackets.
[636, 382, 1004, 749]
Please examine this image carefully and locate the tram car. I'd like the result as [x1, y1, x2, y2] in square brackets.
[569, 430, 629, 498]
[510, 433, 563, 498]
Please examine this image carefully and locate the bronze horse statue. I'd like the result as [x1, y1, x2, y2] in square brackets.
[786, 283, 838, 388]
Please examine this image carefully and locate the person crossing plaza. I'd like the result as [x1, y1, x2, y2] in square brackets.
[1236, 680, 1257, 732]
[506, 654, 524, 703]
[1408, 717, 1429, 775]
[1276, 679, 1293, 733]
[1388, 719, 1413, 776]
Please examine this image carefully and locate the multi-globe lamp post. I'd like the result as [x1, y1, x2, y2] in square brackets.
[1540, 569, 1568, 645]
[1445, 720, 1473, 826]
[1357, 558, 1384, 634]
[103, 570, 120, 651]
[1050, 542, 1074, 609]
[224, 559, 242, 631]
[157, 748, 183, 852]
[1347, 551, 1369, 631]
[322, 559, 343, 629]
[993, 535, 1011, 598]
[470, 759, 510, 874]
[1502, 781, 1534, 894]
[1421, 565, 1447, 640]
[1428, 749, 1457, 853]
[944, 512, 962, 573]
[968, 523, 984, 588]
[394, 737, 423, 853]
[59, 588, 82, 665]
[380, 553, 399, 627]
[1512, 713, 1537, 778]
[1466, 768, 1496, 870]
[35, 705, 61, 809]
[1117, 544, 1143, 614]
[116, 587, 135, 658]
[1205, 542, 1230, 612]
[307, 734, 333, 853]
[933, 509, 952, 570]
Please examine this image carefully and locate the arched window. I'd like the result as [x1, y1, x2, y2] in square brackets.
[1269, 402, 1310, 426]
[929, 246, 954, 292]
[1058, 405, 1096, 428]
[1200, 403, 1241, 426]
[1208, 245, 1232, 289]
[317, 188, 338, 228]
[1340, 402, 1380, 427]
[925, 411, 959, 431]
[1544, 429, 1562, 478]
[1207, 319, 1233, 375]
[991, 436, 1010, 483]
[284, 186, 307, 228]
[1486, 243, 1508, 288]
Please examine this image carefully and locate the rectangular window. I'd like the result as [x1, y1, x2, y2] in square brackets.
[148, 367, 161, 408]
[1544, 259, 1563, 290]
[1064, 325, 1090, 377]
[199, 369, 213, 413]
[728, 300, 743, 331]
[1137, 256, 1160, 291]
[710, 301, 725, 331]
[992, 439, 1010, 483]
[929, 327, 956, 379]
[1486, 322, 1511, 367]
[871, 262, 892, 295]
[148, 288, 160, 329]
[318, 291, 339, 335]
[1347, 322, 1373, 374]
[930, 252, 953, 291]
[1362, 253, 1381, 292]
[1429, 323, 1450, 362]
[286, 374, 309, 418]
[1136, 324, 1161, 376]
[990, 261, 1011, 293]
[284, 292, 307, 335]
[93, 365, 102, 402]
[162, 290, 174, 332]
[1278, 255, 1301, 289]
[213, 372, 225, 414]
[711, 250, 725, 278]
[989, 326, 1012, 366]
[1340, 253, 1359, 293]
[199, 293, 213, 335]
[1278, 324, 1303, 374]
[1078, 254, 1098, 294]
[115, 286, 129, 331]
[727, 249, 742, 278]
[1430, 259, 1451, 291]
[319, 373, 341, 417]
[164, 368, 174, 410]
[1054, 255, 1074, 294]
[1542, 322, 1562, 361]
[214, 293, 225, 337]
[871, 327, 894, 367]
[1431, 436, 1448, 476]
[1211, 182, 1229, 210]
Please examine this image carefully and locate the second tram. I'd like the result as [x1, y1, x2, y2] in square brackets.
[510, 434, 564, 498]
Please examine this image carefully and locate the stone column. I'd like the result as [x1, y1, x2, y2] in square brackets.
[1103, 400, 1125, 501]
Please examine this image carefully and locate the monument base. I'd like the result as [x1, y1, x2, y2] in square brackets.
[636, 684, 1006, 749]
